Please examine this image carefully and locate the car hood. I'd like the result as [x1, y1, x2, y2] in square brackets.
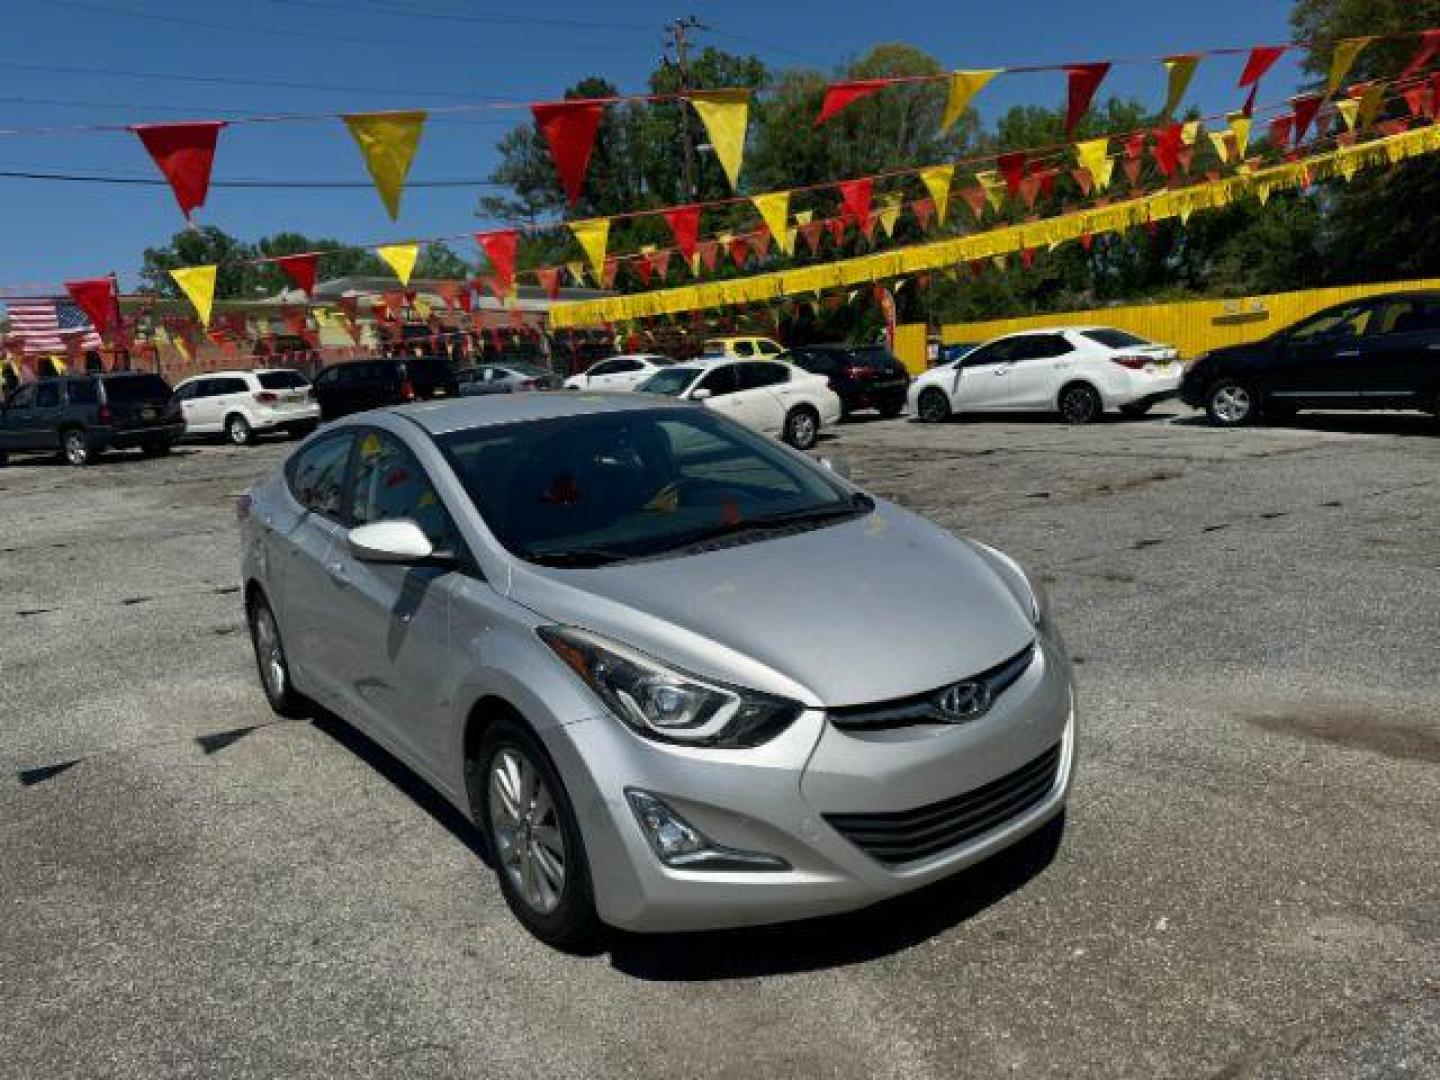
[504, 501, 1036, 708]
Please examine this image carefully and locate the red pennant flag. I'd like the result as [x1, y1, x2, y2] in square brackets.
[1238, 46, 1286, 88]
[799, 220, 824, 254]
[960, 185, 987, 221]
[64, 277, 117, 337]
[456, 285, 473, 313]
[697, 239, 720, 272]
[1038, 169, 1058, 200]
[911, 197, 935, 230]
[1122, 132, 1147, 160]
[534, 266, 561, 300]
[1401, 29, 1440, 79]
[601, 258, 619, 290]
[1072, 167, 1094, 196]
[728, 236, 749, 269]
[997, 152, 1027, 196]
[827, 217, 848, 246]
[838, 177, 873, 225]
[1401, 85, 1430, 118]
[749, 226, 772, 259]
[1152, 122, 1184, 176]
[663, 204, 702, 260]
[858, 212, 877, 244]
[131, 121, 225, 219]
[1065, 63, 1111, 137]
[651, 249, 673, 280]
[1122, 158, 1143, 186]
[817, 79, 892, 124]
[633, 254, 654, 286]
[1291, 94, 1323, 144]
[1018, 174, 1041, 210]
[1377, 119, 1411, 138]
[475, 230, 518, 294]
[531, 100, 605, 205]
[968, 259, 986, 280]
[1080, 231, 1094, 252]
[1019, 247, 1036, 270]
[275, 253, 318, 297]
[1176, 147, 1195, 174]
[1269, 114, 1294, 151]
[1240, 83, 1259, 119]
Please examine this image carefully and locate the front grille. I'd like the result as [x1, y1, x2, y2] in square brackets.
[828, 643, 1035, 731]
[823, 743, 1061, 866]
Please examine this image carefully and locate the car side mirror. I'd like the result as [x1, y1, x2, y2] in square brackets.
[820, 455, 852, 480]
[690, 387, 712, 401]
[348, 520, 438, 564]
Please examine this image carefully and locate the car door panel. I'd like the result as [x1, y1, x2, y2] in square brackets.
[1357, 298, 1440, 404]
[1270, 302, 1376, 405]
[954, 340, 1023, 411]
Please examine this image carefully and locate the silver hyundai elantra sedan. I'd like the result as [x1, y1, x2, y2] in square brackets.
[239, 393, 1075, 949]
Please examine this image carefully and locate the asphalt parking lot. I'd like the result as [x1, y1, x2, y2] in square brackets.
[1, 405, 1437, 1079]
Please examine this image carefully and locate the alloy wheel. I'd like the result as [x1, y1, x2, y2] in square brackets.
[252, 604, 287, 702]
[63, 430, 89, 466]
[918, 389, 950, 423]
[786, 409, 818, 449]
[1060, 385, 1101, 424]
[488, 747, 567, 916]
[1210, 383, 1252, 425]
[227, 416, 252, 446]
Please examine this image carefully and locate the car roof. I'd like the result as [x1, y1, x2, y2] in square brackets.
[388, 390, 692, 436]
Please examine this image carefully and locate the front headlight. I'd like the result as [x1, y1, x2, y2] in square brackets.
[538, 626, 801, 748]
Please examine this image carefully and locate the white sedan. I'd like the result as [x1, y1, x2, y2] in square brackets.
[636, 357, 842, 449]
[908, 327, 1182, 424]
[563, 354, 670, 392]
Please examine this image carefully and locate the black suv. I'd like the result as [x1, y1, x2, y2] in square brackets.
[0, 373, 181, 466]
[309, 355, 458, 421]
[783, 344, 911, 418]
[1181, 292, 1440, 427]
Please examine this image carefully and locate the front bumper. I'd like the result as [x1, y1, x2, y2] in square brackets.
[546, 637, 1075, 932]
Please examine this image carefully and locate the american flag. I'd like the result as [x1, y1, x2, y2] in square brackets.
[4, 298, 104, 356]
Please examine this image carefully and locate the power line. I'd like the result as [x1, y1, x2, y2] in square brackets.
[269, 0, 651, 33]
[0, 167, 505, 189]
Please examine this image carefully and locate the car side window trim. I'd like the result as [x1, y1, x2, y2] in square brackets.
[286, 430, 357, 524]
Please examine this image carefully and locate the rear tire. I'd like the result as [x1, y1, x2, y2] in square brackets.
[783, 406, 820, 450]
[1205, 379, 1257, 427]
[225, 413, 253, 446]
[472, 717, 598, 952]
[1059, 383, 1103, 425]
[917, 388, 951, 423]
[246, 592, 307, 719]
[61, 427, 90, 467]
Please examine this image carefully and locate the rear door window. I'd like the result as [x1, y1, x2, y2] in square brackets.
[66, 379, 99, 405]
[103, 375, 172, 401]
[288, 433, 354, 519]
[696, 364, 740, 398]
[34, 382, 60, 408]
[737, 362, 789, 389]
[756, 340, 781, 356]
[258, 371, 308, 390]
[215, 377, 250, 396]
[733, 341, 756, 356]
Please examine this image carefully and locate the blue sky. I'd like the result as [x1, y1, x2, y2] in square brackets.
[0, 0, 1303, 291]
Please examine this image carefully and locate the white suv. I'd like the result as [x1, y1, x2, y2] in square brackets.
[173, 369, 321, 446]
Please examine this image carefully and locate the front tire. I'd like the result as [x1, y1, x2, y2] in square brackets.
[917, 388, 951, 423]
[473, 718, 598, 952]
[1059, 383, 1103, 425]
[247, 593, 307, 718]
[783, 406, 820, 450]
[61, 428, 90, 467]
[225, 413, 253, 446]
[1205, 379, 1257, 427]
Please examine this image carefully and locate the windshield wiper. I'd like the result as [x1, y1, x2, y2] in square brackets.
[654, 494, 873, 555]
[529, 547, 633, 568]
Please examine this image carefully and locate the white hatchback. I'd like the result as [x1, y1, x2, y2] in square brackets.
[563, 354, 670, 392]
[636, 358, 842, 449]
[908, 327, 1182, 424]
[172, 369, 321, 446]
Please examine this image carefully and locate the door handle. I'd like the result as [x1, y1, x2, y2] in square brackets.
[1335, 349, 1361, 358]
[326, 560, 348, 586]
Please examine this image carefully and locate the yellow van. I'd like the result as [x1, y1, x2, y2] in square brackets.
[700, 336, 784, 361]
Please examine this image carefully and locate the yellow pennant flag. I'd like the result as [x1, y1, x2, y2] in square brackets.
[918, 164, 954, 223]
[569, 217, 611, 283]
[170, 264, 217, 327]
[1355, 83, 1385, 129]
[566, 261, 588, 287]
[412, 296, 432, 319]
[876, 192, 904, 238]
[751, 191, 792, 253]
[942, 70, 1001, 132]
[1074, 137, 1111, 188]
[1335, 97, 1361, 133]
[377, 242, 420, 286]
[1162, 55, 1200, 118]
[1181, 120, 1203, 146]
[975, 170, 1007, 211]
[1208, 130, 1232, 163]
[794, 209, 814, 226]
[689, 90, 749, 191]
[343, 111, 427, 221]
[1327, 38, 1370, 95]
[1227, 112, 1252, 159]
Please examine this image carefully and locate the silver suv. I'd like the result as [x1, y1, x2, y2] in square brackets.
[239, 394, 1075, 948]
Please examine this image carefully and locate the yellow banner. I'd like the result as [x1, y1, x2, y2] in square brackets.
[169, 264, 217, 327]
[751, 191, 792, 254]
[549, 125, 1440, 328]
[918, 164, 954, 223]
[942, 70, 1001, 132]
[569, 217, 611, 283]
[343, 111, 427, 221]
[1327, 38, 1371, 94]
[377, 242, 420, 286]
[689, 90, 749, 191]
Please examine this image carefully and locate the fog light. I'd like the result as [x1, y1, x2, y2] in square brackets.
[625, 790, 789, 872]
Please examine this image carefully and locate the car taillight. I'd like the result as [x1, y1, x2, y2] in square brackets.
[97, 403, 113, 425]
[235, 493, 252, 521]
[1110, 355, 1149, 370]
[843, 365, 869, 379]
[254, 391, 279, 404]
[400, 380, 416, 402]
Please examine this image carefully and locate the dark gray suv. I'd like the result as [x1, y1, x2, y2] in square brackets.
[0, 373, 183, 466]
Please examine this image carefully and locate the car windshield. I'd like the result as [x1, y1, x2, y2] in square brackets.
[103, 375, 171, 401]
[257, 370, 308, 390]
[635, 367, 700, 397]
[1082, 329, 1150, 349]
[437, 409, 867, 567]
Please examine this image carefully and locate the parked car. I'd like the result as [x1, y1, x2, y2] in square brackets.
[172, 369, 319, 446]
[1181, 292, 1440, 426]
[0, 372, 182, 466]
[908, 327, 1181, 424]
[457, 362, 562, 396]
[239, 393, 1074, 947]
[784, 344, 911, 418]
[563, 354, 671, 392]
[699, 336, 784, 361]
[309, 355, 457, 421]
[635, 357, 841, 449]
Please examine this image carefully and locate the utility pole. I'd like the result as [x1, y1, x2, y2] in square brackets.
[663, 15, 707, 200]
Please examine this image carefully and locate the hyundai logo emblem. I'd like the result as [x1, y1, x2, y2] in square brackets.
[936, 680, 992, 722]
